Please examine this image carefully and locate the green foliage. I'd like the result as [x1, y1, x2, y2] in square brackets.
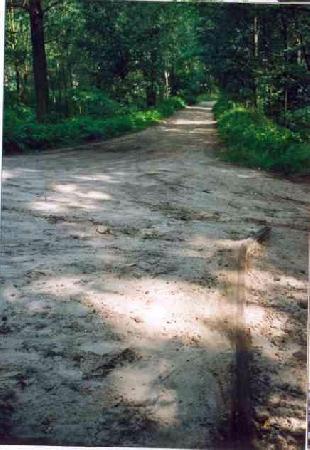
[196, 92, 219, 103]
[280, 107, 310, 140]
[214, 95, 310, 174]
[5, 1, 207, 121]
[199, 5, 310, 120]
[156, 97, 186, 116]
[4, 1, 309, 167]
[3, 96, 185, 153]
[68, 89, 125, 117]
[3, 104, 35, 151]
[4, 104, 35, 130]
[275, 142, 310, 173]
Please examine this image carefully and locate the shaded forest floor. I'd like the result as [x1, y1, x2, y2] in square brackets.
[0, 103, 308, 449]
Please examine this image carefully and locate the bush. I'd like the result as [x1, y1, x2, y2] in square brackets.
[280, 106, 310, 140]
[157, 96, 186, 116]
[68, 88, 125, 117]
[274, 142, 310, 173]
[196, 92, 219, 103]
[214, 95, 309, 174]
[3, 96, 186, 153]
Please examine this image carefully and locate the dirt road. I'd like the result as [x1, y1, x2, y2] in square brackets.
[0, 103, 308, 449]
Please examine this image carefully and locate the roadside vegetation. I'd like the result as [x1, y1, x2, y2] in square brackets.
[206, 4, 310, 175]
[4, 95, 185, 152]
[214, 95, 310, 174]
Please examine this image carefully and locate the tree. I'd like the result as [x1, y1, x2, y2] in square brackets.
[28, 0, 49, 120]
[8, 0, 49, 121]
[199, 4, 310, 117]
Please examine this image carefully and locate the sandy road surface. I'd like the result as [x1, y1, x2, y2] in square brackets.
[0, 103, 308, 449]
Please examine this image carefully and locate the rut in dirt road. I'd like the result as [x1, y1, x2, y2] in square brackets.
[229, 226, 271, 449]
[0, 103, 308, 449]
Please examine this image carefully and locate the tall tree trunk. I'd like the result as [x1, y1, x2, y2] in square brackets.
[292, 8, 310, 71]
[253, 12, 259, 107]
[297, 36, 302, 65]
[299, 33, 310, 71]
[15, 65, 20, 96]
[261, 11, 271, 113]
[170, 67, 178, 96]
[145, 54, 157, 107]
[164, 70, 169, 99]
[146, 83, 156, 107]
[20, 68, 28, 104]
[28, 0, 49, 122]
[253, 15, 259, 59]
[281, 13, 289, 117]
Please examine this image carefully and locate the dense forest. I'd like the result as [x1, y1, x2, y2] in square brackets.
[4, 1, 310, 172]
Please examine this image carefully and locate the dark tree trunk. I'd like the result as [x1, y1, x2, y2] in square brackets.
[28, 0, 49, 122]
[170, 68, 179, 96]
[280, 13, 289, 117]
[20, 69, 28, 104]
[15, 65, 20, 95]
[300, 36, 310, 71]
[252, 12, 259, 107]
[146, 84, 156, 107]
[253, 14, 259, 59]
[145, 57, 157, 107]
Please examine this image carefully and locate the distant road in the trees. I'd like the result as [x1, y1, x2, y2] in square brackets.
[1, 103, 308, 449]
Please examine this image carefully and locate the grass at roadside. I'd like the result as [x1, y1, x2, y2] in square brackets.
[214, 95, 310, 174]
[3, 96, 186, 154]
